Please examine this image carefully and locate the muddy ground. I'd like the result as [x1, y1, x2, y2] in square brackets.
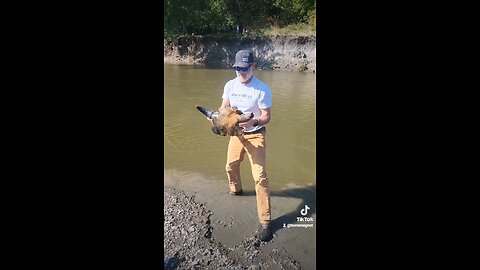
[164, 186, 302, 269]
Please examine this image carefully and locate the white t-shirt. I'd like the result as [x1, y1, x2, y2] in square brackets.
[222, 76, 272, 133]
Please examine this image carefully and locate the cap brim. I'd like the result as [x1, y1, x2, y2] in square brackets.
[232, 62, 251, 68]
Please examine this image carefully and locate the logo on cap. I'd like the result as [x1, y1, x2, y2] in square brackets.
[242, 57, 250, 63]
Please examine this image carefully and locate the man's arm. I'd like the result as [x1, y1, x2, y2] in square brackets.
[218, 99, 230, 111]
[256, 108, 271, 126]
[207, 99, 230, 124]
[239, 107, 271, 129]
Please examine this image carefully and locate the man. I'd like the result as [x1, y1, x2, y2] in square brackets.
[207, 50, 273, 241]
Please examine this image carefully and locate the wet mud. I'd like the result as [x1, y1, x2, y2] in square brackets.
[164, 187, 302, 269]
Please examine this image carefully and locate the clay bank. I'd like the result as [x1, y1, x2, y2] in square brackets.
[164, 35, 316, 73]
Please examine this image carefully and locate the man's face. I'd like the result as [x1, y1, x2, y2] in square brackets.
[235, 63, 254, 83]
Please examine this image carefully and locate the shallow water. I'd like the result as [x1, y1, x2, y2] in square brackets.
[164, 64, 316, 269]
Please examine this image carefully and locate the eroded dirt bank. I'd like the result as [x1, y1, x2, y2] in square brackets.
[164, 187, 302, 269]
[164, 35, 316, 73]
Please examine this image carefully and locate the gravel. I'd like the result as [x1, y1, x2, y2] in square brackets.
[164, 186, 302, 269]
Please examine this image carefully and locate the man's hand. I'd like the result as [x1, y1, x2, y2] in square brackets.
[238, 119, 255, 129]
[207, 117, 214, 125]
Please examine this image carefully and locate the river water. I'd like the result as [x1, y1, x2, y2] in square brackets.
[164, 63, 317, 269]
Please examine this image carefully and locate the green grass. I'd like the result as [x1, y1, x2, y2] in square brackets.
[298, 64, 308, 72]
[261, 23, 316, 37]
[164, 22, 316, 43]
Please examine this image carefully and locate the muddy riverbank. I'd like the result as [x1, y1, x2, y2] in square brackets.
[164, 35, 316, 73]
[164, 186, 303, 269]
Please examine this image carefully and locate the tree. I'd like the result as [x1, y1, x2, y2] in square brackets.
[164, 0, 316, 39]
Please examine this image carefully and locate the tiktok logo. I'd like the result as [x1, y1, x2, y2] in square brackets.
[300, 204, 310, 216]
[283, 204, 315, 228]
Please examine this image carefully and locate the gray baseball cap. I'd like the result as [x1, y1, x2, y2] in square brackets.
[233, 50, 254, 68]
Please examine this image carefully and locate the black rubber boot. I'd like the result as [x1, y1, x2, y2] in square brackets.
[258, 224, 272, 242]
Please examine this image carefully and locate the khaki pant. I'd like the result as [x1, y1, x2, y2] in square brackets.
[226, 130, 271, 224]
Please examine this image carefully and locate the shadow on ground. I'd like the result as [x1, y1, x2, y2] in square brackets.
[240, 184, 317, 242]
[164, 256, 183, 269]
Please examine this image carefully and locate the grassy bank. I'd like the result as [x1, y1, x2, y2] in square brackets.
[262, 23, 315, 37]
[165, 23, 315, 43]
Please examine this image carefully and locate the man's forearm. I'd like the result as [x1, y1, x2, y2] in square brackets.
[255, 108, 271, 126]
[219, 99, 230, 110]
[256, 115, 270, 126]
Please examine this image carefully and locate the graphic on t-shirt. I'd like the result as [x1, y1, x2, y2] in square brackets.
[230, 93, 253, 99]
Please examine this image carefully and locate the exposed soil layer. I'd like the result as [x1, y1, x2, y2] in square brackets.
[164, 35, 316, 73]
